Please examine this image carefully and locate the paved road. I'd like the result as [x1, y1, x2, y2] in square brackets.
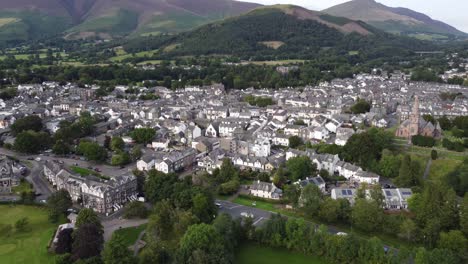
[217, 200, 273, 227]
[102, 218, 148, 241]
[0, 147, 53, 201]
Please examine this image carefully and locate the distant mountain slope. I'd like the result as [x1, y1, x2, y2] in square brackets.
[0, 0, 261, 44]
[127, 5, 430, 59]
[324, 0, 466, 38]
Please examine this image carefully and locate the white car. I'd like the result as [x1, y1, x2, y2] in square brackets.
[336, 232, 348, 236]
[241, 212, 254, 218]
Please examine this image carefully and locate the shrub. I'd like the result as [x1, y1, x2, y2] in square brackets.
[411, 135, 435, 147]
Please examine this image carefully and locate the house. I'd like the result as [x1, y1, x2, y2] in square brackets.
[249, 138, 271, 157]
[205, 123, 220, 138]
[273, 133, 289, 147]
[250, 180, 282, 200]
[335, 127, 355, 146]
[295, 176, 326, 192]
[331, 188, 357, 204]
[353, 171, 380, 184]
[137, 154, 156, 171]
[382, 188, 413, 210]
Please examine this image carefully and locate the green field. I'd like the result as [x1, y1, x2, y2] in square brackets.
[113, 224, 147, 247]
[110, 50, 158, 62]
[236, 242, 327, 264]
[429, 159, 462, 181]
[0, 205, 58, 264]
[70, 166, 109, 180]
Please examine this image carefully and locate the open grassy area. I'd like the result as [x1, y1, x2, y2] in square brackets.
[233, 196, 278, 212]
[113, 224, 147, 247]
[236, 242, 327, 264]
[109, 50, 158, 62]
[70, 166, 109, 180]
[0, 205, 59, 264]
[429, 159, 462, 181]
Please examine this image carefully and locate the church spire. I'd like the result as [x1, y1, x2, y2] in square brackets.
[412, 96, 420, 117]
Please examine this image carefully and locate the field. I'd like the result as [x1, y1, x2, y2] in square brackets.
[113, 224, 147, 247]
[236, 242, 327, 264]
[70, 166, 109, 180]
[428, 159, 462, 181]
[109, 50, 158, 62]
[0, 205, 58, 264]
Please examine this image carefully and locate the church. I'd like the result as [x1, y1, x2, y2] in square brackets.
[395, 96, 441, 139]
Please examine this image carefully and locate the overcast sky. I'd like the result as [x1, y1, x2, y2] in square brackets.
[238, 0, 468, 33]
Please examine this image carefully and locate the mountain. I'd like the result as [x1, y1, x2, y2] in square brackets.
[323, 0, 467, 39]
[127, 5, 429, 59]
[0, 0, 260, 45]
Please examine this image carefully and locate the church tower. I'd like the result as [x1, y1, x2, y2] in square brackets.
[408, 96, 420, 137]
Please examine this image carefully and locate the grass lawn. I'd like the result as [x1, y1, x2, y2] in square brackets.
[113, 224, 147, 247]
[11, 180, 33, 195]
[233, 196, 278, 212]
[70, 166, 110, 180]
[236, 242, 327, 264]
[0, 205, 59, 264]
[429, 159, 461, 181]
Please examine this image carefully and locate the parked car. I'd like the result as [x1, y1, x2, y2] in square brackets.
[241, 212, 254, 218]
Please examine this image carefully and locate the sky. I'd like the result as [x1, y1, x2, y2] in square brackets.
[238, 0, 468, 33]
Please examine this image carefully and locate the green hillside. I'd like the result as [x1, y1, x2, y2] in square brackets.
[67, 9, 139, 38]
[127, 5, 430, 60]
[0, 11, 72, 46]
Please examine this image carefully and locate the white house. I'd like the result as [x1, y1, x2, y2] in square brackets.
[250, 180, 282, 200]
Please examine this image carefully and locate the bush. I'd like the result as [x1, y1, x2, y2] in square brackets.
[411, 135, 435, 147]
[15, 217, 29, 232]
[431, 150, 438, 160]
[123, 201, 148, 219]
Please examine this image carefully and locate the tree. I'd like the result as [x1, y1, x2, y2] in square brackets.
[111, 151, 131, 166]
[144, 170, 178, 204]
[192, 192, 217, 224]
[395, 155, 422, 187]
[123, 201, 148, 219]
[15, 217, 29, 232]
[318, 198, 341, 223]
[110, 137, 124, 152]
[342, 128, 393, 170]
[102, 233, 136, 264]
[131, 145, 142, 160]
[438, 230, 467, 261]
[398, 218, 417, 242]
[431, 149, 438, 160]
[286, 156, 316, 181]
[351, 199, 384, 232]
[75, 208, 103, 232]
[55, 228, 74, 254]
[130, 128, 155, 144]
[350, 99, 371, 114]
[461, 194, 468, 236]
[378, 150, 401, 178]
[47, 189, 72, 223]
[177, 223, 229, 264]
[11, 115, 43, 135]
[288, 136, 303, 148]
[283, 184, 301, 208]
[72, 223, 104, 261]
[53, 140, 71, 155]
[299, 184, 323, 216]
[77, 141, 108, 162]
[14, 130, 51, 154]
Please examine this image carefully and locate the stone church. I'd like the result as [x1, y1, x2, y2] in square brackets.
[395, 96, 441, 139]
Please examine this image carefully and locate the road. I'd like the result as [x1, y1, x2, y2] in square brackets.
[102, 218, 148, 241]
[0, 147, 136, 201]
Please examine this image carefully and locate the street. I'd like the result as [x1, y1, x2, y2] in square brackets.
[217, 200, 273, 226]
